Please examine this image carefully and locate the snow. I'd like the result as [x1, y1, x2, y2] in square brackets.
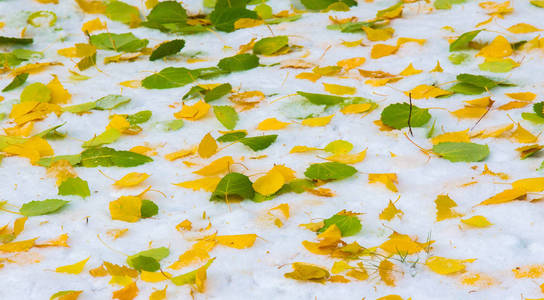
[1, 0, 544, 299]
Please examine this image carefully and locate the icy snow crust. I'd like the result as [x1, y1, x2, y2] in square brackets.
[0, 0, 544, 299]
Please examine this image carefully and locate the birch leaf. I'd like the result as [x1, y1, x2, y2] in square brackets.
[20, 199, 68, 216]
[55, 257, 90, 274]
[58, 177, 91, 198]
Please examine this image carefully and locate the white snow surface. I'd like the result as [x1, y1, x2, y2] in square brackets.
[0, 0, 544, 299]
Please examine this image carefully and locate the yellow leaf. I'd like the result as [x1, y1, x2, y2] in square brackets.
[331, 261, 352, 274]
[130, 146, 156, 156]
[510, 123, 537, 143]
[479, 188, 526, 205]
[511, 177, 544, 192]
[399, 63, 422, 76]
[451, 107, 488, 119]
[346, 269, 368, 281]
[106, 115, 130, 132]
[325, 150, 367, 164]
[378, 259, 396, 286]
[253, 169, 285, 196]
[368, 173, 398, 192]
[193, 156, 233, 176]
[498, 101, 530, 110]
[406, 84, 451, 99]
[36, 233, 69, 248]
[195, 259, 214, 293]
[365, 77, 402, 87]
[11, 62, 62, 76]
[460, 272, 495, 287]
[435, 195, 462, 221]
[473, 124, 513, 139]
[379, 200, 403, 221]
[461, 216, 493, 228]
[376, 295, 404, 300]
[174, 177, 221, 192]
[75, 0, 106, 13]
[109, 196, 142, 223]
[340, 39, 363, 47]
[426, 256, 474, 275]
[173, 101, 210, 121]
[140, 271, 171, 282]
[51, 290, 82, 300]
[505, 92, 536, 101]
[370, 44, 398, 59]
[0, 238, 36, 252]
[431, 129, 471, 145]
[81, 18, 105, 33]
[362, 26, 394, 41]
[119, 80, 141, 88]
[476, 16, 494, 27]
[340, 103, 373, 114]
[197, 133, 217, 159]
[56, 257, 90, 274]
[169, 238, 215, 270]
[301, 115, 334, 127]
[379, 232, 430, 255]
[107, 228, 128, 239]
[481, 164, 509, 180]
[176, 219, 192, 231]
[477, 35, 512, 59]
[270, 165, 296, 182]
[507, 23, 541, 34]
[397, 37, 426, 46]
[3, 136, 54, 164]
[164, 149, 194, 161]
[480, 1, 513, 17]
[284, 262, 330, 282]
[47, 75, 71, 104]
[322, 83, 356, 95]
[513, 264, 544, 278]
[114, 173, 149, 187]
[216, 234, 257, 249]
[234, 18, 264, 29]
[290, 145, 319, 153]
[296, 72, 321, 82]
[149, 287, 167, 300]
[257, 118, 290, 130]
[112, 282, 138, 300]
[336, 57, 365, 71]
[431, 60, 443, 72]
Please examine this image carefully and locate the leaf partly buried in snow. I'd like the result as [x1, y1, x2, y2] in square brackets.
[58, 177, 91, 198]
[210, 172, 255, 201]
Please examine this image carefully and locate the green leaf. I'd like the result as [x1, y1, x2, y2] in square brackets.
[457, 73, 498, 89]
[146, 1, 187, 24]
[380, 103, 431, 129]
[217, 54, 259, 72]
[534, 102, 544, 118]
[0, 36, 33, 45]
[210, 172, 255, 201]
[318, 213, 361, 236]
[82, 128, 121, 147]
[434, 0, 467, 9]
[301, 0, 355, 10]
[12, 49, 44, 60]
[297, 91, 345, 106]
[162, 119, 184, 131]
[62, 102, 96, 113]
[94, 95, 131, 110]
[213, 105, 238, 130]
[239, 135, 277, 151]
[2, 73, 28, 92]
[141, 199, 159, 218]
[432, 142, 489, 162]
[217, 131, 247, 142]
[126, 110, 152, 125]
[130, 256, 159, 272]
[90, 33, 148, 52]
[205, 83, 232, 102]
[127, 247, 169, 271]
[449, 82, 485, 95]
[149, 39, 185, 61]
[255, 3, 273, 19]
[21, 82, 51, 102]
[38, 155, 82, 167]
[58, 177, 90, 198]
[106, 1, 140, 26]
[522, 112, 544, 124]
[478, 60, 518, 73]
[50, 290, 82, 300]
[76, 54, 96, 71]
[287, 179, 315, 193]
[531, 0, 544, 8]
[449, 30, 481, 51]
[142, 67, 200, 89]
[210, 7, 258, 32]
[253, 36, 289, 55]
[27, 11, 57, 27]
[377, 1, 402, 18]
[20, 199, 69, 216]
[79, 147, 153, 167]
[448, 53, 469, 65]
[304, 162, 357, 181]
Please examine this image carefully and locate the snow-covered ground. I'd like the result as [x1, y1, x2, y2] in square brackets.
[1, 0, 544, 299]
